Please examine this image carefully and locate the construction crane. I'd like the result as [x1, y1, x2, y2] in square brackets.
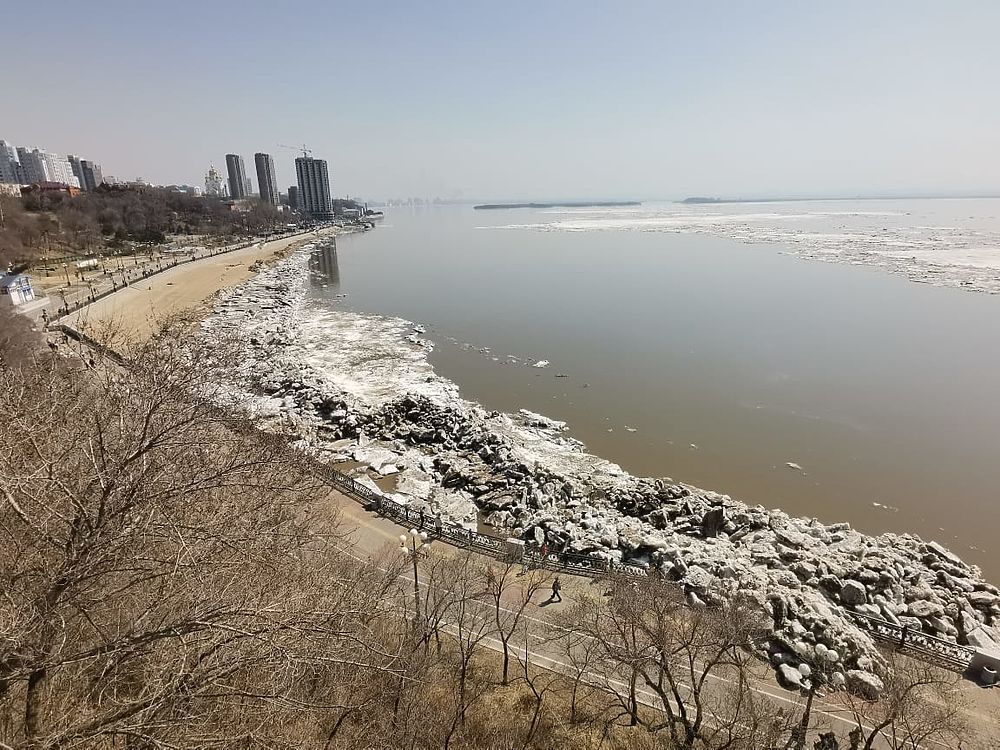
[277, 143, 312, 158]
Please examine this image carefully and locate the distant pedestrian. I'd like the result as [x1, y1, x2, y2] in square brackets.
[434, 516, 443, 536]
[550, 576, 562, 603]
[540, 542, 549, 561]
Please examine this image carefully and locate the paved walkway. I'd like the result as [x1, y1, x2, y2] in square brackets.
[321, 485, 999, 748]
[57, 227, 338, 346]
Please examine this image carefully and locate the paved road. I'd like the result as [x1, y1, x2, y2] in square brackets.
[322, 486, 999, 748]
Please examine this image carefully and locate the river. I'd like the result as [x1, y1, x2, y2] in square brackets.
[306, 199, 1000, 579]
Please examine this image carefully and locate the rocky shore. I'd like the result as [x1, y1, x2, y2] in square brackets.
[202, 241, 1000, 695]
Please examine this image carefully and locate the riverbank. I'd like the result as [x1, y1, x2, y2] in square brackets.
[60, 227, 343, 346]
[201, 236, 1000, 695]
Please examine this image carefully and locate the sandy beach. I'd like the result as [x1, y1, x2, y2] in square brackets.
[60, 227, 341, 346]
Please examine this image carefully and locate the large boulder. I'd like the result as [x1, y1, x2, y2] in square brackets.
[683, 564, 715, 592]
[966, 625, 1000, 653]
[846, 670, 884, 700]
[907, 599, 944, 618]
[701, 507, 725, 538]
[840, 580, 867, 606]
[777, 663, 804, 690]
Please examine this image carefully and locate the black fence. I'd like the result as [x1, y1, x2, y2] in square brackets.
[315, 461, 647, 576]
[316, 460, 977, 674]
[849, 611, 975, 672]
[48, 228, 319, 321]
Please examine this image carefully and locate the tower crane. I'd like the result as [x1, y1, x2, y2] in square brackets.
[277, 143, 312, 158]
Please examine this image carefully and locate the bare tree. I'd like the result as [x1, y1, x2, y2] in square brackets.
[840, 650, 970, 750]
[483, 560, 550, 685]
[565, 575, 779, 749]
[418, 548, 479, 653]
[0, 329, 405, 748]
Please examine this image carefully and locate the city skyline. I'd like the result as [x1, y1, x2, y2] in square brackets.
[6, 2, 1000, 201]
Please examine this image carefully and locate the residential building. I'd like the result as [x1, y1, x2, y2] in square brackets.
[68, 155, 84, 187]
[254, 152, 278, 206]
[16, 147, 47, 183]
[49, 154, 79, 187]
[15, 147, 79, 187]
[225, 154, 247, 199]
[205, 164, 224, 196]
[245, 176, 253, 197]
[0, 140, 20, 183]
[287, 185, 299, 209]
[80, 160, 103, 191]
[295, 156, 332, 217]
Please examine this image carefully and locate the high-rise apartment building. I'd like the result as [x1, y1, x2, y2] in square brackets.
[295, 156, 332, 217]
[16, 147, 79, 187]
[254, 152, 278, 206]
[65, 155, 103, 190]
[68, 155, 84, 187]
[17, 147, 48, 183]
[225, 154, 248, 199]
[287, 185, 299, 210]
[0, 141, 20, 183]
[80, 160, 103, 191]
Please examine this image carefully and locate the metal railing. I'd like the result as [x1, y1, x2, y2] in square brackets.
[47, 227, 326, 321]
[848, 611, 974, 672]
[314, 460, 976, 674]
[319, 462, 714, 578]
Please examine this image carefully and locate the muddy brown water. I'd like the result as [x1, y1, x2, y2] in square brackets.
[306, 201, 1000, 580]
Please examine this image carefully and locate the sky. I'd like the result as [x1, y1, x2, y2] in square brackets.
[5, 1, 1000, 201]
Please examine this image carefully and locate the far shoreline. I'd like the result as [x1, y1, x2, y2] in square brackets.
[474, 201, 641, 210]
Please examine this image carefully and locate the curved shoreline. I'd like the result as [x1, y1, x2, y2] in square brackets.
[201, 237, 1000, 690]
[58, 226, 344, 347]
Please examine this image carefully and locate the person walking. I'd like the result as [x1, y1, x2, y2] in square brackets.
[550, 576, 562, 603]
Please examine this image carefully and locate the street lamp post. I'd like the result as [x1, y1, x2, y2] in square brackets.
[790, 644, 845, 750]
[400, 528, 429, 629]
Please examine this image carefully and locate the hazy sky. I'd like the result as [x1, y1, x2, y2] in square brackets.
[7, 1, 1000, 200]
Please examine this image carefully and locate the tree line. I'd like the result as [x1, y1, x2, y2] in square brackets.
[0, 328, 990, 749]
[1, 187, 288, 267]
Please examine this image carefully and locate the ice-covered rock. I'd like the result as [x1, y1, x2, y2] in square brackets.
[966, 625, 1000, 653]
[518, 409, 567, 432]
[199, 239, 1000, 699]
[846, 670, 884, 700]
[777, 663, 804, 690]
[840, 580, 867, 606]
